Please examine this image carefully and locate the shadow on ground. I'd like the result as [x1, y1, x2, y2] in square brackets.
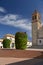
[35, 52, 43, 58]
[7, 52, 43, 65]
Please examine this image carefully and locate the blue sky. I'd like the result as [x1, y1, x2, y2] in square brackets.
[0, 0, 43, 41]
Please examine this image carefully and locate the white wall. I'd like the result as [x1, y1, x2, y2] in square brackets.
[0, 42, 3, 48]
[7, 37, 10, 39]
[27, 42, 32, 47]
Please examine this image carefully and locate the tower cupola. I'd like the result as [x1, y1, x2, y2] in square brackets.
[32, 10, 41, 23]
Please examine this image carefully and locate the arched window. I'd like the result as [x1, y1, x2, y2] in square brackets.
[35, 15, 37, 19]
[39, 40, 41, 43]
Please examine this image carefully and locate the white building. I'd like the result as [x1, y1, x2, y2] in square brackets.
[4, 34, 15, 49]
[0, 39, 3, 48]
[27, 41, 32, 48]
[0, 34, 32, 49]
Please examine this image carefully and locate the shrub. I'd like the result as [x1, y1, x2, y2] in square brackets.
[15, 32, 27, 50]
[3, 39, 11, 48]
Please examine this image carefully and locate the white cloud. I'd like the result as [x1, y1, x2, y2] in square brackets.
[0, 14, 31, 31]
[0, 7, 32, 40]
[0, 14, 32, 38]
[0, 7, 6, 13]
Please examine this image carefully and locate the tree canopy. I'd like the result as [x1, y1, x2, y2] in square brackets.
[15, 32, 27, 50]
[3, 39, 11, 48]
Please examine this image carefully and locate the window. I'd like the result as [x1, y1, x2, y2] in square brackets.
[12, 43, 14, 48]
[0, 46, 2, 48]
[1, 46, 2, 48]
[35, 15, 37, 19]
[39, 40, 41, 43]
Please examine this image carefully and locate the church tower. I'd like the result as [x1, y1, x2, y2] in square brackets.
[32, 10, 42, 46]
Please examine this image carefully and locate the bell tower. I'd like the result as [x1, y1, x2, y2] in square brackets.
[32, 10, 41, 46]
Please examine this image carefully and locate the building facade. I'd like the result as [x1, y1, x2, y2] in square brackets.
[32, 10, 43, 46]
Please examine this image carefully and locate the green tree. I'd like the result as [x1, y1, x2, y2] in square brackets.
[15, 32, 27, 50]
[3, 39, 11, 48]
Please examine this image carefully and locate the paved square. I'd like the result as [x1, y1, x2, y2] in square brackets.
[0, 57, 30, 65]
[0, 57, 43, 65]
